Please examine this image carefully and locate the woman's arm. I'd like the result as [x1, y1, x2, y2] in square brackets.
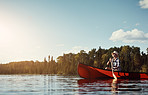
[105, 58, 112, 70]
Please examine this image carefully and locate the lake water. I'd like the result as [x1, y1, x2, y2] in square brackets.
[0, 75, 148, 95]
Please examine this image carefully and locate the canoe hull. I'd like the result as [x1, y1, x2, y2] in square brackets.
[78, 63, 148, 79]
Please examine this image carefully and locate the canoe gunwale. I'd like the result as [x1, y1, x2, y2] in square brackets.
[79, 63, 148, 74]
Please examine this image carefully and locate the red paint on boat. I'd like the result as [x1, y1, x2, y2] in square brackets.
[78, 63, 148, 79]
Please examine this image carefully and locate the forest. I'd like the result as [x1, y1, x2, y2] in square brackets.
[0, 45, 148, 75]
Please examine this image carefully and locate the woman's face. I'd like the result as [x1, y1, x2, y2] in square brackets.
[112, 53, 117, 58]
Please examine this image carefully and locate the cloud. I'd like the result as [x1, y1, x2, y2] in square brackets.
[139, 0, 148, 9]
[109, 29, 148, 43]
[64, 46, 89, 54]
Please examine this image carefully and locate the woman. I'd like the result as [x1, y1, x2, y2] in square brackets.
[105, 51, 121, 71]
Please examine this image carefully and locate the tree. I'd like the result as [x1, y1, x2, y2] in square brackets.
[57, 56, 63, 64]
[96, 47, 107, 68]
[75, 50, 88, 64]
[134, 53, 141, 72]
[48, 55, 50, 63]
[88, 49, 96, 66]
[140, 64, 148, 72]
[44, 57, 47, 63]
[120, 46, 131, 72]
[51, 56, 54, 64]
[101, 54, 109, 68]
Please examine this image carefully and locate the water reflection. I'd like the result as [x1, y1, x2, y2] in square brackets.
[78, 78, 144, 94]
[0, 75, 148, 95]
[111, 79, 118, 94]
[42, 75, 81, 95]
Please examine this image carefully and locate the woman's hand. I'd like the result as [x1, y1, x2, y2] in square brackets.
[107, 61, 109, 65]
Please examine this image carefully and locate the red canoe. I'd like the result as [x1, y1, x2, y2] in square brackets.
[78, 63, 148, 79]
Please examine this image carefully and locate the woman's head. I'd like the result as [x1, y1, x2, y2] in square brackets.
[112, 51, 119, 58]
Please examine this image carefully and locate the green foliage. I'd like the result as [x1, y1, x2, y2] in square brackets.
[140, 64, 148, 72]
[0, 45, 148, 75]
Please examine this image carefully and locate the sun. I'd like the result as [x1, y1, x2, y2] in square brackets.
[0, 29, 14, 45]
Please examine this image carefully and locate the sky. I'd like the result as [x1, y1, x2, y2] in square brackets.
[0, 0, 148, 63]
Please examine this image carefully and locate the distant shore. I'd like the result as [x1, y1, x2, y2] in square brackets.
[0, 45, 148, 74]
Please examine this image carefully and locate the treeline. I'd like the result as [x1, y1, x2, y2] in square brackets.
[0, 45, 148, 75]
[57, 45, 148, 74]
[0, 56, 57, 74]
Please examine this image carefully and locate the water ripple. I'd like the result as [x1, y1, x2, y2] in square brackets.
[0, 75, 148, 95]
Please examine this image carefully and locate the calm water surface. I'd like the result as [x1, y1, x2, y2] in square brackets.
[0, 75, 148, 95]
